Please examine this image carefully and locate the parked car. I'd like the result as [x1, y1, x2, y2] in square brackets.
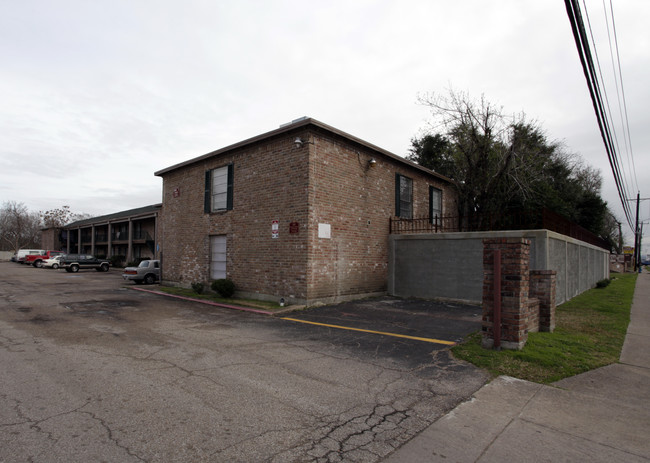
[122, 260, 160, 285]
[14, 249, 46, 264]
[42, 255, 64, 269]
[25, 250, 64, 268]
[59, 254, 110, 273]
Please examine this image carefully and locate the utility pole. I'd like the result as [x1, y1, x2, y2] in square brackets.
[625, 194, 649, 272]
[635, 191, 640, 272]
[617, 221, 623, 253]
[640, 221, 646, 269]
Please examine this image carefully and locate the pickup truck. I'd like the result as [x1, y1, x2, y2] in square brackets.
[60, 254, 110, 273]
[15, 249, 46, 263]
[122, 260, 160, 285]
[25, 250, 64, 268]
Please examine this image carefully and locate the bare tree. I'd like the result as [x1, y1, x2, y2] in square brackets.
[41, 206, 92, 228]
[0, 202, 41, 252]
[411, 89, 609, 235]
[40, 206, 74, 228]
[415, 90, 548, 229]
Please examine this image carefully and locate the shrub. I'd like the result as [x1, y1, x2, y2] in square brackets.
[109, 255, 125, 268]
[191, 282, 204, 294]
[126, 258, 146, 268]
[596, 278, 611, 288]
[211, 279, 235, 298]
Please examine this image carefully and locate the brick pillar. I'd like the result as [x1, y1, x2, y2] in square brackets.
[482, 238, 531, 350]
[530, 270, 557, 332]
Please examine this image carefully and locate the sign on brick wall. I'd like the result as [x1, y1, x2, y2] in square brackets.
[272, 220, 279, 239]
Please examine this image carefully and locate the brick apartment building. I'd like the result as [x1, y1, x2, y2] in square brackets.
[155, 117, 457, 305]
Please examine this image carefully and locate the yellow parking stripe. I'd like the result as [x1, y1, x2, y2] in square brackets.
[280, 317, 457, 346]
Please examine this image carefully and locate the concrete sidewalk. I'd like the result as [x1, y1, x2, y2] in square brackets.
[384, 272, 650, 462]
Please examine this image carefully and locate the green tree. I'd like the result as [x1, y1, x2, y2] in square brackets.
[410, 90, 611, 237]
[408, 133, 454, 176]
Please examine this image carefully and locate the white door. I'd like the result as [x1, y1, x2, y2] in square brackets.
[210, 235, 227, 280]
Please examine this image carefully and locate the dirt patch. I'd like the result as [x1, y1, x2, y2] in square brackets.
[16, 307, 32, 313]
[30, 314, 54, 323]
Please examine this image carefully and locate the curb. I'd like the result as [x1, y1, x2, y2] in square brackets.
[129, 286, 300, 316]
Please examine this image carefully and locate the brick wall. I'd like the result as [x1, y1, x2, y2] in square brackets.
[159, 124, 457, 305]
[482, 238, 531, 350]
[530, 270, 557, 332]
[160, 131, 310, 301]
[41, 228, 64, 251]
[482, 238, 557, 350]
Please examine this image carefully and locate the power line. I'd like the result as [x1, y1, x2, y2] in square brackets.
[608, 0, 638, 192]
[564, 0, 634, 229]
[584, 0, 636, 195]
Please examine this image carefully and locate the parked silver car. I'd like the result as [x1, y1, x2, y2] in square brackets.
[122, 260, 160, 285]
[42, 255, 63, 269]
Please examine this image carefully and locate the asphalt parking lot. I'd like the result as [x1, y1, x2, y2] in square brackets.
[0, 261, 487, 462]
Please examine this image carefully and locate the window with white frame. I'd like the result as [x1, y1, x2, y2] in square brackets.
[204, 164, 233, 213]
[210, 235, 227, 280]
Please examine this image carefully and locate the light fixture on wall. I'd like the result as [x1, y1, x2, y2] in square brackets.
[368, 158, 377, 167]
[294, 137, 314, 149]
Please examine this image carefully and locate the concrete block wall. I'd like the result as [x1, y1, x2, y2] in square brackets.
[389, 229, 609, 306]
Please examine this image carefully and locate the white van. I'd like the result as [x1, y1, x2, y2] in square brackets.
[14, 249, 46, 263]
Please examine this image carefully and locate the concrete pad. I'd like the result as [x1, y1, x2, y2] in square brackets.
[621, 273, 650, 368]
[621, 333, 650, 368]
[522, 386, 649, 457]
[384, 370, 650, 462]
[553, 363, 650, 404]
[383, 271, 650, 463]
[628, 274, 650, 333]
[383, 376, 543, 462]
[627, 308, 650, 332]
[481, 419, 648, 463]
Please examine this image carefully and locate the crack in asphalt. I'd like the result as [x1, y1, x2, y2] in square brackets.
[77, 408, 147, 462]
[0, 266, 488, 463]
[1, 397, 146, 462]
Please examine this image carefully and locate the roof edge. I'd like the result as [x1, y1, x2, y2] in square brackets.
[154, 117, 454, 184]
[64, 203, 162, 228]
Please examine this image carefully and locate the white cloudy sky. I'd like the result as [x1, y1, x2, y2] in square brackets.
[1, 1, 649, 251]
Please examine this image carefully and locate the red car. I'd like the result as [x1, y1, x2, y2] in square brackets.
[24, 250, 64, 268]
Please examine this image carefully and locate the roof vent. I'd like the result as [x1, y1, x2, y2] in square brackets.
[279, 116, 309, 128]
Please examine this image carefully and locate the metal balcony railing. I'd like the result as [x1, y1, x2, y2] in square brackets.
[389, 208, 610, 250]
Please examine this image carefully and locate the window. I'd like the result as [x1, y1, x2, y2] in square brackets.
[395, 174, 413, 218]
[204, 164, 234, 213]
[429, 186, 442, 223]
[210, 235, 227, 280]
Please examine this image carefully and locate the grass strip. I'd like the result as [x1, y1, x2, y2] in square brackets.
[153, 285, 284, 311]
[451, 273, 637, 384]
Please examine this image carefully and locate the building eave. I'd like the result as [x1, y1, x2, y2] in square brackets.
[153, 117, 454, 184]
[64, 204, 162, 229]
